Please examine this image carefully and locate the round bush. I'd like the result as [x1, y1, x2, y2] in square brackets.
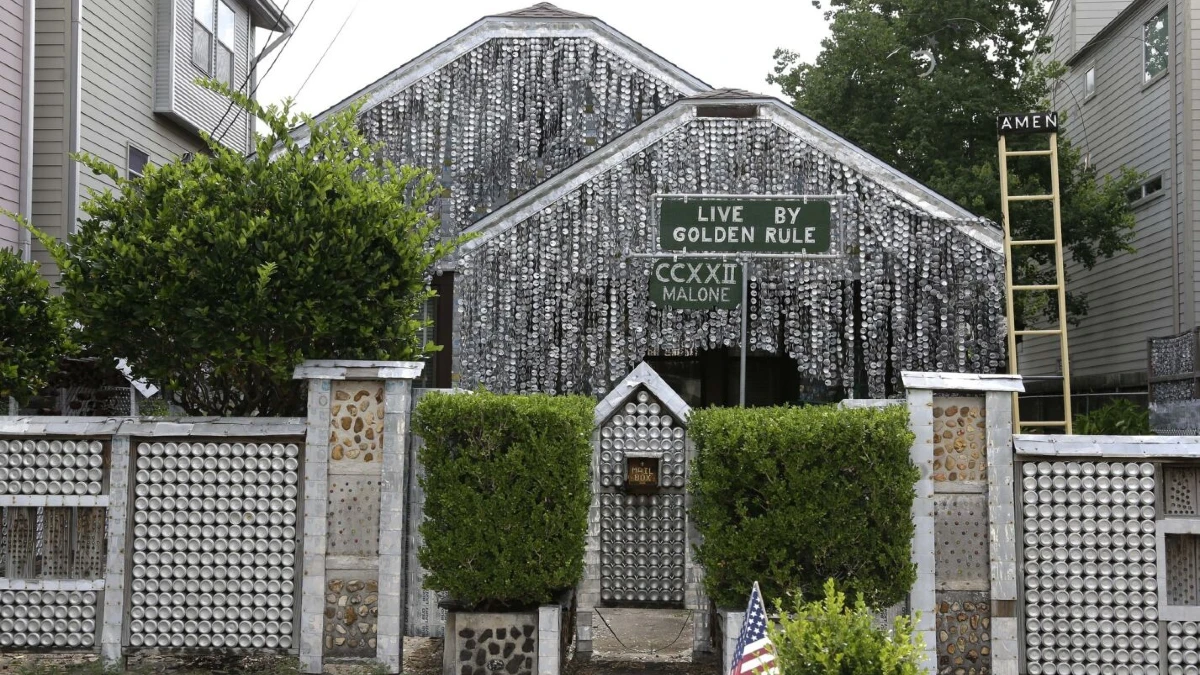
[414, 391, 594, 609]
[769, 579, 925, 675]
[689, 404, 917, 609]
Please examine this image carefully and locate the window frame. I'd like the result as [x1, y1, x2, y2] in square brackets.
[1127, 174, 1165, 206]
[191, 0, 215, 74]
[1143, 6, 1169, 85]
[1084, 66, 1096, 100]
[215, 1, 236, 86]
[127, 144, 150, 180]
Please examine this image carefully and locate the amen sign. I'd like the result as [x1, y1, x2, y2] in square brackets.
[658, 196, 833, 254]
[997, 112, 1058, 135]
[649, 258, 742, 310]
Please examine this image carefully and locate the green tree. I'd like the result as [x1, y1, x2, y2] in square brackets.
[0, 250, 74, 406]
[770, 0, 1141, 324]
[18, 83, 456, 416]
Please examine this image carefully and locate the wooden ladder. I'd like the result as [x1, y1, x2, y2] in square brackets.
[998, 132, 1072, 434]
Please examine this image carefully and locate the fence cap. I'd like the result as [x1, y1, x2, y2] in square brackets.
[901, 371, 1025, 393]
[292, 360, 425, 381]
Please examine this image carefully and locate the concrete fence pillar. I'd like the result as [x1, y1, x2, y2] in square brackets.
[294, 360, 424, 674]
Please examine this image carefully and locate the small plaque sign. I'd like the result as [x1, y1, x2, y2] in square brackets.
[649, 258, 742, 310]
[626, 457, 660, 492]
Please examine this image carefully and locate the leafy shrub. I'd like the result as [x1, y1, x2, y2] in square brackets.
[768, 579, 925, 675]
[690, 404, 917, 609]
[414, 391, 593, 609]
[0, 249, 73, 405]
[1073, 399, 1151, 435]
[18, 82, 456, 416]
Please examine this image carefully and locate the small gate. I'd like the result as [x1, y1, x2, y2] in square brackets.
[576, 362, 709, 656]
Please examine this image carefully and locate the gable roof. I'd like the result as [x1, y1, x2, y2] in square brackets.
[290, 2, 710, 146]
[457, 92, 1003, 254]
[593, 362, 691, 425]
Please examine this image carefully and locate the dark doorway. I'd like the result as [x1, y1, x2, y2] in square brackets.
[644, 349, 839, 408]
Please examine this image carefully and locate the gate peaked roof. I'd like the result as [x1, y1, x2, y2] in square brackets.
[594, 362, 691, 427]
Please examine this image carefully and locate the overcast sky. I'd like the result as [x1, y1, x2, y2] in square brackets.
[253, 0, 832, 117]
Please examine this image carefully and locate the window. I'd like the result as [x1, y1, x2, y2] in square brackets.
[216, 2, 236, 86]
[1144, 7, 1168, 83]
[127, 146, 149, 180]
[1127, 175, 1164, 203]
[1084, 67, 1096, 98]
[192, 0, 214, 73]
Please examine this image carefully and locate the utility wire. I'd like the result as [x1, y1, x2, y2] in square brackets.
[210, 0, 295, 143]
[292, 0, 361, 102]
[215, 0, 321, 144]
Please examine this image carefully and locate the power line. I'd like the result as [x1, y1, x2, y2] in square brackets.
[215, 0, 321, 144]
[210, 0, 296, 144]
[292, 0, 360, 102]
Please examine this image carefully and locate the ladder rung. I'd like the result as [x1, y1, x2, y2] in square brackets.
[1005, 150, 1053, 157]
[1020, 421, 1068, 427]
[1012, 284, 1060, 291]
[1011, 239, 1057, 246]
[1015, 329, 1063, 336]
[1008, 194, 1056, 202]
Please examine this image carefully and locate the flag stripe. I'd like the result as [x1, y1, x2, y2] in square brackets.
[729, 582, 779, 675]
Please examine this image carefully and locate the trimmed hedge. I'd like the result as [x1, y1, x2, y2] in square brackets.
[413, 391, 594, 609]
[689, 404, 917, 609]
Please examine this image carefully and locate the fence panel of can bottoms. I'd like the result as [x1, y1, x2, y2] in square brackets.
[1018, 460, 1161, 675]
[0, 589, 100, 649]
[125, 440, 301, 650]
[0, 440, 108, 497]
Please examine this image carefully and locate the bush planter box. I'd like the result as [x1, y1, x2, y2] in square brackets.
[441, 591, 573, 675]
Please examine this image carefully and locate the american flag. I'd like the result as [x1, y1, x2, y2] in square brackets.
[730, 582, 779, 675]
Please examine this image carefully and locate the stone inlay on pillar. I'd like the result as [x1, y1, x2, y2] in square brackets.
[294, 360, 423, 675]
[932, 397, 987, 484]
[330, 383, 384, 463]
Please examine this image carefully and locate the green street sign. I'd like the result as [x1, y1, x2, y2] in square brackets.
[649, 258, 742, 310]
[658, 196, 833, 254]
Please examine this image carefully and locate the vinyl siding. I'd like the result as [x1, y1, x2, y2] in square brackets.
[1047, 0, 1076, 64]
[77, 0, 205, 225]
[1076, 0, 1137, 47]
[31, 0, 69, 280]
[0, 0, 24, 252]
[165, 0, 253, 152]
[1023, 0, 1177, 380]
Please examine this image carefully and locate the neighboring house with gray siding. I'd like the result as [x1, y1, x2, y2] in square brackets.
[0, 0, 289, 274]
[1030, 0, 1185, 412]
[0, 0, 34, 256]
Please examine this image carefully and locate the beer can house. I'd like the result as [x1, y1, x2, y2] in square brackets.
[296, 3, 1007, 404]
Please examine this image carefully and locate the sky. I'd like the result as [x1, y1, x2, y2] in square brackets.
[253, 0, 832, 117]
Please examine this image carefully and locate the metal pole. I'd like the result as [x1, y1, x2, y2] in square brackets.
[740, 260, 749, 407]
